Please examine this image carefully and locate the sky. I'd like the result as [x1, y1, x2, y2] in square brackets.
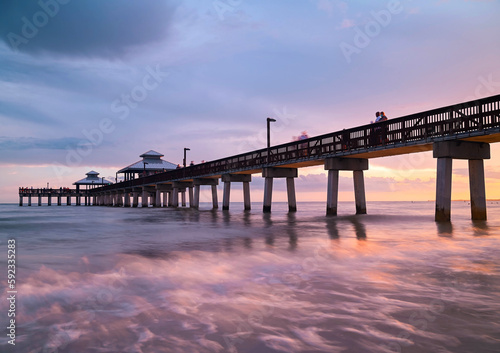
[1, 0, 500, 203]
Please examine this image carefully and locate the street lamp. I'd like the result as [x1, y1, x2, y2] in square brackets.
[183, 148, 190, 168]
[143, 161, 149, 177]
[267, 117, 276, 164]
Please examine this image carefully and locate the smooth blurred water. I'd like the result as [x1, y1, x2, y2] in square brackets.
[0, 201, 499, 353]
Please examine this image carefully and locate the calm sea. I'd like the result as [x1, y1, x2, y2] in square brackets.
[0, 201, 499, 353]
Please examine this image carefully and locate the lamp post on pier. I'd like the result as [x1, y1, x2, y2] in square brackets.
[183, 148, 190, 168]
[267, 117, 276, 164]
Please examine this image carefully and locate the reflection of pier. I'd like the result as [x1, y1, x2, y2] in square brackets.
[19, 94, 500, 221]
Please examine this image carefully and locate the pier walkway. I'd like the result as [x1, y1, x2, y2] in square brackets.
[18, 188, 92, 206]
[20, 94, 500, 221]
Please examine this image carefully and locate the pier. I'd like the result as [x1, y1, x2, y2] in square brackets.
[20, 94, 500, 221]
[18, 188, 93, 206]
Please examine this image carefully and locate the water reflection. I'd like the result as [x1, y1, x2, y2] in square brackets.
[437, 221, 453, 237]
[325, 218, 339, 239]
[2, 203, 499, 353]
[472, 220, 489, 237]
[349, 216, 367, 239]
[287, 213, 298, 250]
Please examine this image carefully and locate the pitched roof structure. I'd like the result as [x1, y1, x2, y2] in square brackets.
[117, 150, 177, 173]
[73, 171, 113, 185]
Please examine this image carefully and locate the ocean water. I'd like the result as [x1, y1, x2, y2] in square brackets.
[0, 201, 499, 353]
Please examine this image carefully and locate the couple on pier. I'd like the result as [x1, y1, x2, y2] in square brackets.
[370, 111, 389, 145]
[373, 111, 388, 123]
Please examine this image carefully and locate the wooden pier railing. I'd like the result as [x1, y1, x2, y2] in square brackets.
[91, 94, 500, 192]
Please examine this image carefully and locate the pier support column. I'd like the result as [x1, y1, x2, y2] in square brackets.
[243, 181, 251, 210]
[48, 195, 52, 206]
[469, 160, 487, 220]
[141, 187, 156, 207]
[181, 190, 186, 207]
[153, 185, 174, 207]
[118, 192, 124, 207]
[38, 195, 41, 206]
[92, 195, 97, 206]
[67, 196, 71, 206]
[188, 187, 194, 208]
[193, 185, 200, 209]
[353, 170, 366, 214]
[19, 195, 23, 206]
[76, 195, 81, 206]
[172, 187, 179, 207]
[223, 181, 231, 210]
[124, 191, 131, 207]
[262, 168, 298, 213]
[168, 191, 173, 207]
[155, 189, 162, 208]
[132, 188, 140, 207]
[324, 158, 369, 216]
[57, 195, 62, 206]
[172, 182, 192, 208]
[212, 185, 219, 209]
[326, 170, 339, 215]
[435, 158, 453, 222]
[150, 191, 157, 207]
[28, 194, 32, 206]
[221, 174, 252, 211]
[286, 177, 297, 212]
[263, 177, 273, 213]
[433, 141, 490, 221]
[193, 179, 219, 209]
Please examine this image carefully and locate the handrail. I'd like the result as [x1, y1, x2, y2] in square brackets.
[92, 94, 500, 192]
[18, 188, 92, 195]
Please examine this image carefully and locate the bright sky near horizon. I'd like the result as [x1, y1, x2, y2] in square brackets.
[1, 0, 500, 203]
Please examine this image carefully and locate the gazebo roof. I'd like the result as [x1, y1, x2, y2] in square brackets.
[117, 150, 177, 173]
[73, 171, 113, 185]
[140, 150, 164, 158]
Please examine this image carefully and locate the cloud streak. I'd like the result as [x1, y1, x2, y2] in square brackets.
[0, 0, 179, 58]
